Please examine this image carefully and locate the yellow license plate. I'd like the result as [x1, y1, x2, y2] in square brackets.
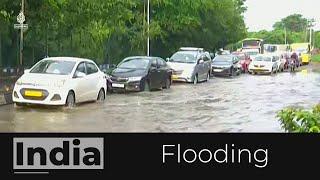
[25, 90, 43, 97]
[172, 75, 179, 80]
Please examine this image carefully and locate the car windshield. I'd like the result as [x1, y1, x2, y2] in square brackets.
[30, 60, 76, 75]
[169, 51, 197, 63]
[213, 56, 232, 65]
[117, 58, 149, 69]
[254, 56, 271, 62]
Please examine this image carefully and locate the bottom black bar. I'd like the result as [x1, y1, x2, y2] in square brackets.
[0, 133, 318, 179]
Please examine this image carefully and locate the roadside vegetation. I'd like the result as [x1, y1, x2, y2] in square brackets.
[277, 104, 320, 133]
[311, 54, 320, 62]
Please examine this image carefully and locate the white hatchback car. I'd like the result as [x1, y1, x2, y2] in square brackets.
[248, 55, 278, 75]
[12, 57, 107, 107]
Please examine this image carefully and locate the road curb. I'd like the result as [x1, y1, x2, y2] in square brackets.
[0, 93, 13, 106]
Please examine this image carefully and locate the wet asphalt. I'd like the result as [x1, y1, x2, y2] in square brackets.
[0, 64, 319, 132]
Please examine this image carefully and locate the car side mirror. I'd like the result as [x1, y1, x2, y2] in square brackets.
[150, 66, 157, 72]
[150, 63, 158, 70]
[24, 69, 30, 74]
[75, 71, 86, 78]
[166, 58, 170, 62]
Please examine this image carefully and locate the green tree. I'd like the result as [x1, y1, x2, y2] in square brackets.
[273, 14, 314, 32]
[0, 0, 247, 67]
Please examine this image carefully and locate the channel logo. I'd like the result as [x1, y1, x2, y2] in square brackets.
[13, 138, 104, 172]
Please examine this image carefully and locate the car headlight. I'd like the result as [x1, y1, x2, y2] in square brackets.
[128, 76, 143, 82]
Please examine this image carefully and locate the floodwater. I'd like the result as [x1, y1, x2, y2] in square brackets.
[0, 65, 319, 132]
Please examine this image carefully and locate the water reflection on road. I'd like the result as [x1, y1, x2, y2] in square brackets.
[0, 65, 319, 132]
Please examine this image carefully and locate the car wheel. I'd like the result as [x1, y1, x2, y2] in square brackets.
[65, 91, 75, 108]
[164, 78, 171, 89]
[144, 80, 151, 91]
[229, 68, 233, 77]
[236, 69, 241, 76]
[193, 74, 198, 85]
[97, 89, 105, 102]
[206, 72, 210, 81]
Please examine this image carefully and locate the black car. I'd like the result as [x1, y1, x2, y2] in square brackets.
[211, 55, 241, 76]
[110, 56, 173, 92]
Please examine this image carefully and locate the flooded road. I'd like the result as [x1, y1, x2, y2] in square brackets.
[0, 64, 319, 132]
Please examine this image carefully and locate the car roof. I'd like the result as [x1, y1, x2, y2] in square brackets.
[179, 47, 204, 51]
[123, 56, 162, 61]
[43, 57, 95, 63]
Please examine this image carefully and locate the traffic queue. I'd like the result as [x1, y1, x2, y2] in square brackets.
[11, 41, 311, 107]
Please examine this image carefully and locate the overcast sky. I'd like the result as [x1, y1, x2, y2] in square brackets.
[244, 0, 320, 32]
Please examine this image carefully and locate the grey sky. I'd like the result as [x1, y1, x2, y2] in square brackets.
[244, 0, 320, 32]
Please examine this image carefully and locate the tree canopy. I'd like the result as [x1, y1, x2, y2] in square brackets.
[246, 14, 317, 47]
[273, 14, 314, 32]
[0, 0, 247, 67]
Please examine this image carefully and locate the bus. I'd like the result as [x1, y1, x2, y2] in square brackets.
[242, 38, 264, 54]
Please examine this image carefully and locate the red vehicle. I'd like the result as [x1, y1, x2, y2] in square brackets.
[232, 52, 252, 73]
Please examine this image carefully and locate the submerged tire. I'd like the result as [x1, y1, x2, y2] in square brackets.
[97, 89, 105, 102]
[65, 91, 75, 108]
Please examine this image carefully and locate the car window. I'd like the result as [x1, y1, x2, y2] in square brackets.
[233, 57, 239, 63]
[204, 53, 211, 61]
[170, 51, 197, 63]
[151, 59, 158, 67]
[76, 62, 86, 74]
[205, 54, 211, 61]
[118, 58, 150, 69]
[86, 62, 99, 75]
[30, 60, 76, 75]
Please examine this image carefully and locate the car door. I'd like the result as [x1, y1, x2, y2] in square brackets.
[157, 58, 168, 86]
[272, 56, 278, 71]
[85, 62, 101, 100]
[232, 57, 239, 72]
[148, 59, 161, 89]
[204, 53, 211, 76]
[73, 62, 91, 103]
[197, 54, 206, 81]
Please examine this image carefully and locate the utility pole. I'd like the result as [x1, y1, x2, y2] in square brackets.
[19, 0, 25, 66]
[14, 0, 28, 67]
[309, 27, 312, 45]
[284, 27, 287, 44]
[147, 0, 150, 56]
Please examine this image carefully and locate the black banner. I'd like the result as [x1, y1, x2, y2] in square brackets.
[0, 133, 319, 179]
